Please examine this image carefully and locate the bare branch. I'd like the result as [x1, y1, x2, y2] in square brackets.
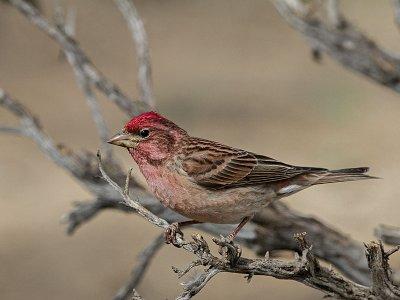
[115, 0, 155, 108]
[67, 54, 113, 157]
[97, 151, 169, 230]
[274, 0, 400, 93]
[10, 0, 149, 117]
[176, 268, 220, 300]
[366, 241, 400, 299]
[114, 234, 164, 300]
[97, 161, 399, 299]
[51, 1, 112, 155]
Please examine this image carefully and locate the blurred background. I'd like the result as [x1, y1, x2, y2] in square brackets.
[1, 0, 400, 299]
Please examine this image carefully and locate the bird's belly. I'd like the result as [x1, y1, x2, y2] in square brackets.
[152, 179, 277, 224]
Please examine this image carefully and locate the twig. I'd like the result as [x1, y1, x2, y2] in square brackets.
[67, 52, 113, 157]
[97, 151, 169, 230]
[114, 234, 164, 300]
[176, 268, 221, 300]
[115, 0, 154, 108]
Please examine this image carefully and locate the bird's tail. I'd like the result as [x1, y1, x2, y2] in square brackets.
[315, 167, 379, 185]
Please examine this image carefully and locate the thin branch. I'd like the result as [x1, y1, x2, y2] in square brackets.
[97, 151, 169, 230]
[67, 52, 113, 157]
[114, 234, 164, 300]
[52, 1, 112, 156]
[176, 268, 221, 300]
[115, 0, 155, 108]
[10, 0, 149, 117]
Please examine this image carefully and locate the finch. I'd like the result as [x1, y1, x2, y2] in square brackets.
[108, 111, 376, 244]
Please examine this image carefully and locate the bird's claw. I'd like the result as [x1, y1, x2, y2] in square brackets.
[212, 235, 242, 266]
[165, 222, 183, 247]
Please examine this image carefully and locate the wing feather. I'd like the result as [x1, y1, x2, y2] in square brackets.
[181, 138, 326, 189]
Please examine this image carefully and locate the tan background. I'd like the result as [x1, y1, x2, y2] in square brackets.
[1, 0, 400, 299]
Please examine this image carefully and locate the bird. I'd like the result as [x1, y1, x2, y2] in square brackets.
[108, 111, 376, 245]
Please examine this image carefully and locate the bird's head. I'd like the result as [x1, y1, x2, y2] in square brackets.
[108, 111, 187, 162]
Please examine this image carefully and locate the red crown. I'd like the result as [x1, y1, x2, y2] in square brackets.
[125, 111, 166, 132]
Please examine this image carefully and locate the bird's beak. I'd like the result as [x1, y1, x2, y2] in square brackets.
[107, 132, 138, 148]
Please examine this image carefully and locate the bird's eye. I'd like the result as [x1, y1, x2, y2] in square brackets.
[139, 128, 150, 138]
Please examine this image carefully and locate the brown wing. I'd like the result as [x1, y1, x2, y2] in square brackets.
[181, 138, 326, 190]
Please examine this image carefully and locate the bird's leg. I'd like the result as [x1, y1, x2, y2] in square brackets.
[226, 215, 252, 242]
[212, 215, 253, 265]
[165, 220, 202, 247]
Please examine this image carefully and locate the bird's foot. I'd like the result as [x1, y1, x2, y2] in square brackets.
[212, 235, 242, 266]
[165, 222, 183, 247]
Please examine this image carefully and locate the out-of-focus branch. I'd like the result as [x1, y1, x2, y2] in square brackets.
[274, 0, 400, 92]
[114, 234, 164, 300]
[375, 224, 400, 246]
[9, 0, 148, 117]
[115, 0, 155, 108]
[65, 46, 113, 157]
[54, 0, 111, 156]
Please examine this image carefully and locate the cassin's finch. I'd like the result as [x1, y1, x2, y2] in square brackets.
[108, 112, 376, 244]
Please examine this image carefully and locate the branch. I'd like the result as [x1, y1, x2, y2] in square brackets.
[115, 0, 155, 108]
[114, 234, 164, 300]
[9, 0, 149, 117]
[366, 241, 400, 299]
[274, 0, 400, 93]
[51, 1, 113, 156]
[97, 159, 400, 299]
